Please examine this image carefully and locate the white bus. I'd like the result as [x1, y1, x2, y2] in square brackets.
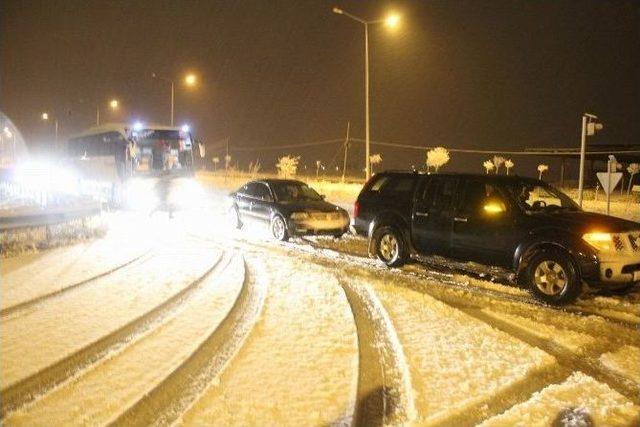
[67, 123, 195, 202]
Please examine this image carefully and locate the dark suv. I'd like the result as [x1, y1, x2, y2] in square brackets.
[352, 171, 640, 304]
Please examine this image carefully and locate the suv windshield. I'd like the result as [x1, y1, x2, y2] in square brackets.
[505, 181, 580, 213]
[271, 182, 322, 202]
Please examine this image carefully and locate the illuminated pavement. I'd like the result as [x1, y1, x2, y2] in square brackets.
[1, 186, 639, 426]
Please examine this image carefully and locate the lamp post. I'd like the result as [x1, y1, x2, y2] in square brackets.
[3, 127, 15, 161]
[96, 99, 120, 126]
[332, 7, 400, 181]
[577, 113, 603, 207]
[41, 112, 59, 146]
[152, 72, 197, 127]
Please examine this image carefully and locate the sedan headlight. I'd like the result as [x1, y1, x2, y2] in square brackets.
[582, 232, 613, 252]
[290, 212, 309, 220]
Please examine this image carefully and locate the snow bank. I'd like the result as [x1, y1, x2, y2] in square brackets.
[480, 372, 640, 427]
[600, 346, 640, 385]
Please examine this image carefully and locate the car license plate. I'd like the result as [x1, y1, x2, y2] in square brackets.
[634, 271, 640, 281]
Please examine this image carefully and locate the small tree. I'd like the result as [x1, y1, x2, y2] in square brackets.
[248, 160, 261, 178]
[224, 154, 232, 171]
[627, 163, 639, 195]
[537, 164, 549, 180]
[212, 156, 220, 171]
[493, 156, 506, 175]
[276, 155, 300, 178]
[426, 147, 450, 173]
[369, 153, 383, 174]
[483, 160, 495, 174]
[315, 160, 322, 178]
[504, 159, 514, 175]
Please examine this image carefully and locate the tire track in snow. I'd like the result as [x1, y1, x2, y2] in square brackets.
[0, 250, 151, 320]
[110, 255, 266, 427]
[301, 237, 640, 329]
[459, 307, 640, 406]
[0, 252, 224, 419]
[338, 277, 416, 426]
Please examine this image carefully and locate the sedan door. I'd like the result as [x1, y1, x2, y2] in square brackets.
[411, 176, 458, 255]
[250, 183, 275, 223]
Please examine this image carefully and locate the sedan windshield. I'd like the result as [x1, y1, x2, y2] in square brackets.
[505, 182, 580, 213]
[271, 182, 322, 202]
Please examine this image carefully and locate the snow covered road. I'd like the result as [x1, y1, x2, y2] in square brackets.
[1, 199, 639, 425]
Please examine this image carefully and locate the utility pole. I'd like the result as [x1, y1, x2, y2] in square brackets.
[578, 113, 603, 207]
[96, 106, 100, 126]
[342, 121, 350, 183]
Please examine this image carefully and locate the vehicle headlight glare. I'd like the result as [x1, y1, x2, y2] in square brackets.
[582, 232, 612, 251]
[290, 212, 309, 220]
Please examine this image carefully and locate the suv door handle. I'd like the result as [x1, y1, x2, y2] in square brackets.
[454, 217, 468, 223]
[415, 211, 429, 217]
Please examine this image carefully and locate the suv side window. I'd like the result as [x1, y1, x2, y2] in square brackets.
[457, 180, 508, 215]
[380, 176, 416, 195]
[423, 177, 456, 210]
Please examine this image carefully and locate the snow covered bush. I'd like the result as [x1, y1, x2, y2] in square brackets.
[492, 156, 505, 174]
[276, 155, 301, 178]
[483, 160, 495, 174]
[224, 154, 232, 171]
[212, 157, 220, 171]
[370, 153, 383, 173]
[505, 159, 514, 175]
[426, 147, 450, 173]
[537, 164, 548, 180]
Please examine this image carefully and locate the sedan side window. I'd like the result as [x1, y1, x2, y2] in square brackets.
[255, 184, 273, 202]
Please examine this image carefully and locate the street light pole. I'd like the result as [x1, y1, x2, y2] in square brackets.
[364, 22, 371, 180]
[96, 105, 100, 126]
[170, 80, 175, 127]
[577, 113, 601, 207]
[332, 7, 400, 181]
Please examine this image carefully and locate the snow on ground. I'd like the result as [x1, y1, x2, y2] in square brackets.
[180, 252, 358, 426]
[479, 372, 640, 427]
[599, 346, 640, 385]
[367, 280, 557, 426]
[4, 253, 244, 425]
[0, 245, 219, 388]
[479, 310, 598, 355]
[1, 235, 149, 311]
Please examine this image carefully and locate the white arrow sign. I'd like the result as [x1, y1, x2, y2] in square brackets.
[597, 172, 622, 195]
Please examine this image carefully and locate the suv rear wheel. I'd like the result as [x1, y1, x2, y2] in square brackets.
[372, 226, 408, 268]
[527, 249, 582, 305]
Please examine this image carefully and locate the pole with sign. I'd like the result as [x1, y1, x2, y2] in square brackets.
[596, 155, 623, 216]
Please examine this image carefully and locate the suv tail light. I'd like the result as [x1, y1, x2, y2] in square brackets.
[353, 201, 360, 218]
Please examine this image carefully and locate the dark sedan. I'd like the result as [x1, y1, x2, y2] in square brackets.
[227, 179, 350, 241]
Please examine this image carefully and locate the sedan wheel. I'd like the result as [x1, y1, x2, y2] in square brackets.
[271, 216, 289, 241]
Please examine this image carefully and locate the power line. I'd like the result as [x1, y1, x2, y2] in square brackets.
[231, 138, 344, 152]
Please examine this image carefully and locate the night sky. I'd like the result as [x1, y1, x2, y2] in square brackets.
[1, 0, 638, 176]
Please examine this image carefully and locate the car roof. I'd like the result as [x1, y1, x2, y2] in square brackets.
[376, 170, 542, 184]
[251, 179, 306, 186]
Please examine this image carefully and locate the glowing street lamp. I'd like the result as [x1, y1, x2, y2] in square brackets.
[41, 111, 59, 145]
[96, 98, 120, 126]
[152, 72, 199, 126]
[184, 74, 197, 87]
[332, 7, 401, 180]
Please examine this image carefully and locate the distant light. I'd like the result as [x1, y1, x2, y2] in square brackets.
[181, 124, 190, 133]
[385, 14, 400, 28]
[332, 7, 344, 14]
[3, 127, 12, 138]
[133, 121, 143, 131]
[109, 99, 119, 109]
[185, 74, 197, 86]
[41, 112, 49, 121]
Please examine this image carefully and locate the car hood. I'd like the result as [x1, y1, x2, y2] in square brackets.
[279, 199, 343, 213]
[532, 210, 640, 234]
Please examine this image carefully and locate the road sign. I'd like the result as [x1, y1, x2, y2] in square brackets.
[597, 172, 622, 195]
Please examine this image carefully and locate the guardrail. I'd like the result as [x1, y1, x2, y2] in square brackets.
[0, 202, 102, 231]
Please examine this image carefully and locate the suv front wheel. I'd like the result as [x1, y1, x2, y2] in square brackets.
[372, 226, 408, 268]
[527, 249, 582, 305]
